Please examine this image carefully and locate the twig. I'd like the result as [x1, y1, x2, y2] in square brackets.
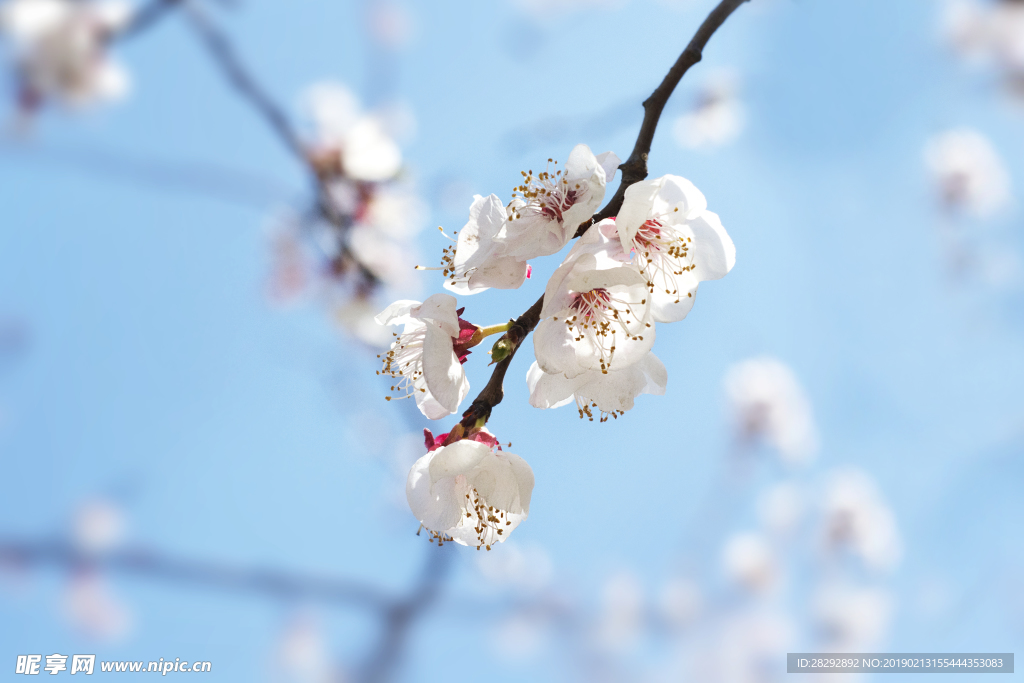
[460, 0, 751, 428]
[0, 140, 297, 209]
[180, 1, 380, 286]
[579, 0, 751, 233]
[457, 295, 544, 432]
[181, 1, 307, 161]
[118, 0, 181, 41]
[0, 538, 391, 610]
[358, 545, 452, 683]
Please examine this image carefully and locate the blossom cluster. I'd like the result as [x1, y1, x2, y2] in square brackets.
[377, 143, 736, 546]
[267, 82, 427, 347]
[0, 0, 130, 113]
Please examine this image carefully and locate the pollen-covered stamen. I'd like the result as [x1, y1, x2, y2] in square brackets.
[463, 487, 509, 551]
[561, 287, 648, 374]
[415, 226, 461, 279]
[574, 393, 626, 423]
[509, 158, 583, 223]
[632, 214, 698, 305]
[376, 327, 427, 401]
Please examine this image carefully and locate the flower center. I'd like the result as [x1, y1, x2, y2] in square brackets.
[463, 486, 511, 551]
[557, 287, 649, 374]
[377, 327, 427, 401]
[509, 158, 583, 224]
[632, 216, 697, 304]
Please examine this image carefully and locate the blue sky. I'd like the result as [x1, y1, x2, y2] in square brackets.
[1, 0, 1023, 680]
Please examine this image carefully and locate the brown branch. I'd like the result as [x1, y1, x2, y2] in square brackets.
[460, 0, 750, 428]
[457, 295, 544, 432]
[578, 0, 751, 234]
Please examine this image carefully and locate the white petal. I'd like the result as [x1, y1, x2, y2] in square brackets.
[406, 452, 462, 532]
[526, 362, 578, 409]
[688, 210, 736, 281]
[343, 117, 402, 181]
[595, 151, 622, 185]
[420, 323, 466, 415]
[412, 293, 460, 337]
[654, 175, 708, 220]
[374, 299, 419, 326]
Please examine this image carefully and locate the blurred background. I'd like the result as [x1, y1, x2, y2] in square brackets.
[0, 0, 1022, 681]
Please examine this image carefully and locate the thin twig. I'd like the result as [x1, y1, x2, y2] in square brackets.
[0, 538, 391, 610]
[182, 1, 307, 160]
[460, 0, 751, 428]
[580, 0, 751, 233]
[359, 545, 452, 683]
[118, 0, 181, 41]
[181, 1, 380, 286]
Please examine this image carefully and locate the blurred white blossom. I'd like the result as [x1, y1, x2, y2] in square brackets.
[673, 72, 745, 150]
[821, 468, 902, 573]
[722, 532, 778, 594]
[71, 498, 124, 554]
[63, 572, 131, 640]
[925, 127, 1012, 217]
[812, 582, 892, 651]
[595, 571, 645, 652]
[273, 615, 335, 683]
[302, 82, 402, 182]
[659, 576, 701, 630]
[0, 0, 131, 110]
[724, 356, 818, 464]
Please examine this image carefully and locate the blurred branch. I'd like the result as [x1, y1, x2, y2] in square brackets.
[0, 537, 394, 610]
[0, 140, 298, 209]
[181, 1, 379, 285]
[359, 545, 452, 683]
[581, 0, 751, 232]
[181, 1, 306, 161]
[119, 0, 182, 41]
[459, 0, 751, 431]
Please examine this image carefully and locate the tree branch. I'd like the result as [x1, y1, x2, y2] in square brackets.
[457, 295, 544, 432]
[118, 0, 181, 41]
[460, 0, 751, 429]
[579, 0, 751, 233]
[0, 537, 390, 610]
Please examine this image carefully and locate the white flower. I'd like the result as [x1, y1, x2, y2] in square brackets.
[813, 582, 892, 651]
[443, 194, 529, 294]
[406, 439, 534, 548]
[503, 144, 620, 261]
[596, 571, 645, 652]
[375, 293, 471, 420]
[673, 73, 745, 149]
[724, 356, 818, 464]
[0, 0, 131, 108]
[659, 577, 701, 630]
[944, 0, 1024, 78]
[72, 498, 124, 554]
[821, 468, 902, 573]
[526, 351, 666, 422]
[63, 572, 131, 640]
[533, 226, 653, 378]
[925, 128, 1012, 218]
[721, 532, 777, 594]
[302, 82, 402, 182]
[607, 174, 736, 323]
